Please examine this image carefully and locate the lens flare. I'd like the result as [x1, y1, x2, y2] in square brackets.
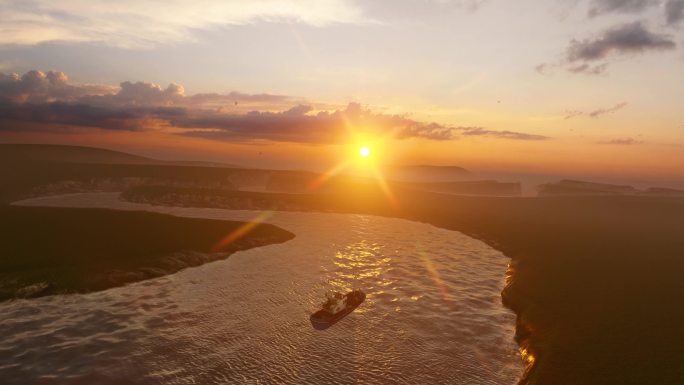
[211, 211, 273, 252]
[307, 159, 353, 191]
[418, 251, 453, 304]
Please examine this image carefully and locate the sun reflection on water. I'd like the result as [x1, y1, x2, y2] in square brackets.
[327, 240, 390, 302]
[519, 346, 536, 366]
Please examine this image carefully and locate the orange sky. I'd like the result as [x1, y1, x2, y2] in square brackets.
[1, 1, 683, 186]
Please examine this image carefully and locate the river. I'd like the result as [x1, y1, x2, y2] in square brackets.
[3, 193, 520, 384]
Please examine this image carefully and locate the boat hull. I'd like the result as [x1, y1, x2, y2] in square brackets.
[310, 291, 366, 330]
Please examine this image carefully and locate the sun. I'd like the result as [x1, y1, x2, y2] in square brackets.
[359, 146, 370, 157]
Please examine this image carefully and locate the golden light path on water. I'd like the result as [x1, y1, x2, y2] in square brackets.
[5, 193, 522, 384]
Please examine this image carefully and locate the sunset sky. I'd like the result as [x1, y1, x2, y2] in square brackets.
[1, 0, 682, 184]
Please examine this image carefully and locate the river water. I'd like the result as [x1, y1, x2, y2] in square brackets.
[3, 193, 520, 384]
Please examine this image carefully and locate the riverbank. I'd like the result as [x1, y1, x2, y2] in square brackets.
[121, 185, 684, 385]
[0, 204, 294, 301]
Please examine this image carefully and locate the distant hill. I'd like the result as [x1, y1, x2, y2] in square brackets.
[0, 144, 247, 203]
[0, 144, 239, 168]
[383, 165, 472, 182]
[0, 144, 156, 165]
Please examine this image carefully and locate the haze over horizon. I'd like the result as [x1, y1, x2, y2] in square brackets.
[1, 0, 683, 186]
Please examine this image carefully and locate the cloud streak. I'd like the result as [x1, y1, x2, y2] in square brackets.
[0, 0, 367, 48]
[587, 0, 659, 17]
[456, 127, 550, 141]
[564, 102, 628, 119]
[588, 102, 628, 118]
[598, 137, 644, 145]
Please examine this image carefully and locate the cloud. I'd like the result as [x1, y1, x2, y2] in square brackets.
[598, 137, 644, 145]
[456, 127, 550, 141]
[0, 0, 367, 48]
[0, 70, 298, 111]
[0, 69, 299, 134]
[566, 63, 609, 75]
[567, 22, 676, 62]
[583, 0, 684, 28]
[540, 22, 677, 75]
[563, 110, 585, 120]
[171, 106, 549, 143]
[535, 64, 552, 75]
[665, 0, 684, 25]
[587, 0, 659, 17]
[87, 82, 297, 110]
[0, 69, 550, 144]
[79, 81, 185, 107]
[0, 99, 462, 142]
[178, 103, 462, 143]
[0, 101, 182, 132]
[564, 102, 628, 119]
[588, 102, 628, 118]
[536, 62, 610, 76]
[0, 70, 114, 103]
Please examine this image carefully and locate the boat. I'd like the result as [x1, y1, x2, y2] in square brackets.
[310, 290, 366, 330]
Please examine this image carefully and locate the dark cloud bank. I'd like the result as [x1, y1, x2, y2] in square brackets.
[0, 70, 549, 143]
[540, 21, 677, 75]
[666, 0, 684, 25]
[567, 22, 675, 62]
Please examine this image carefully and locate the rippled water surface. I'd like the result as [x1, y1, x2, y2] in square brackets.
[3, 193, 520, 384]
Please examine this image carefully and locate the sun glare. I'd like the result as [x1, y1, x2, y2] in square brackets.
[359, 147, 370, 157]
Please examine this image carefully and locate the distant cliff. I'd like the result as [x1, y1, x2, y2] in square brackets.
[538, 179, 684, 197]
[382, 165, 472, 182]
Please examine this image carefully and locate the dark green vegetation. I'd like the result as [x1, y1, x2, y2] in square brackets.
[126, 185, 684, 385]
[0, 205, 294, 301]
